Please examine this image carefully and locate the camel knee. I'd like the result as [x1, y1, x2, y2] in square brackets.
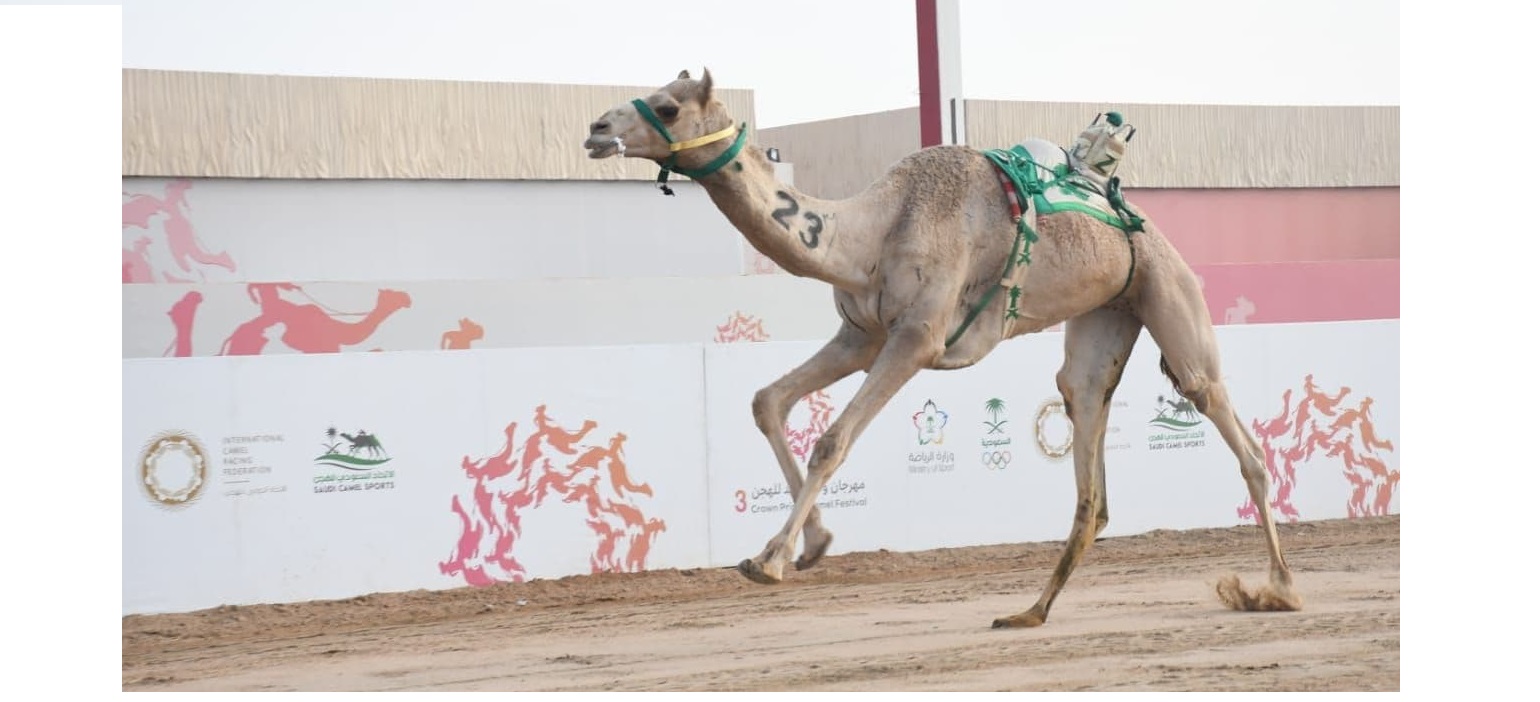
[751, 386, 789, 436]
[807, 430, 849, 479]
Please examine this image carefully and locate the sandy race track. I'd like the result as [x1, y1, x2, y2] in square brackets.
[123, 515, 1398, 692]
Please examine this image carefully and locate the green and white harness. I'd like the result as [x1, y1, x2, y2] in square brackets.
[942, 144, 1147, 348]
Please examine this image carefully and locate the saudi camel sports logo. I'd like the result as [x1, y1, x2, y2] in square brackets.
[1239, 374, 1398, 524]
[314, 426, 396, 493]
[440, 405, 666, 586]
[316, 426, 392, 469]
[1147, 386, 1207, 450]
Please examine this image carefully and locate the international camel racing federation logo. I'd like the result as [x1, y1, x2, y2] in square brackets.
[1147, 386, 1207, 451]
[908, 399, 955, 474]
[138, 430, 209, 508]
[980, 397, 1013, 470]
[1034, 398, 1073, 461]
[314, 426, 396, 493]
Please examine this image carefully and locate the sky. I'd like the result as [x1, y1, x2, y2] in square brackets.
[120, 0, 1399, 128]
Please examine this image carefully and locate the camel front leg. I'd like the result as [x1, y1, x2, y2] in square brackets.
[750, 323, 878, 571]
[738, 322, 936, 584]
[995, 307, 1141, 628]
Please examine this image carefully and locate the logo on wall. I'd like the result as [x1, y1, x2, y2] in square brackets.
[1146, 387, 1208, 451]
[138, 431, 209, 507]
[441, 405, 666, 587]
[913, 399, 949, 445]
[314, 426, 396, 493]
[908, 399, 955, 474]
[1034, 399, 1073, 461]
[1239, 374, 1399, 524]
[980, 397, 1013, 470]
[786, 390, 835, 467]
[713, 311, 771, 343]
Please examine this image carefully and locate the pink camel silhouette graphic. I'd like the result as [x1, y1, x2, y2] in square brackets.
[1240, 375, 1399, 524]
[122, 180, 236, 274]
[441, 408, 667, 586]
[219, 283, 412, 355]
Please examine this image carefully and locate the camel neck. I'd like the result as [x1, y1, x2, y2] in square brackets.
[690, 148, 870, 291]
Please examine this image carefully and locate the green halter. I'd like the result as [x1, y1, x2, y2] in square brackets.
[631, 98, 748, 196]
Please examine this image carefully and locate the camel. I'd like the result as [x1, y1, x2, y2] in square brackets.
[581, 69, 1300, 628]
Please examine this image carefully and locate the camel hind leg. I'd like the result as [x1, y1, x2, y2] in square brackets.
[1140, 266, 1302, 613]
[994, 306, 1141, 628]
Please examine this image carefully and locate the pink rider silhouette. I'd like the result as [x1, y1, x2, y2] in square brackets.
[161, 291, 204, 357]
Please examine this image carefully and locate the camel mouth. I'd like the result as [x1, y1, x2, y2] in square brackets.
[584, 136, 621, 159]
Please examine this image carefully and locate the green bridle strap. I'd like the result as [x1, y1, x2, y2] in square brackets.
[630, 98, 747, 196]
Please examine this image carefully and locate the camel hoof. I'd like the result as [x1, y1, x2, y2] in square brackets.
[1215, 574, 1303, 612]
[795, 528, 833, 571]
[991, 608, 1047, 629]
[736, 558, 783, 585]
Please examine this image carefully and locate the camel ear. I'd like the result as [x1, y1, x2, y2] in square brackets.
[698, 68, 714, 105]
[677, 69, 691, 80]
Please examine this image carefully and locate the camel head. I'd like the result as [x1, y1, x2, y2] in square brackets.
[583, 69, 747, 194]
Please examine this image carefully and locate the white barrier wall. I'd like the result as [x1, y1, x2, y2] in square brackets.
[124, 345, 712, 615]
[124, 320, 1399, 615]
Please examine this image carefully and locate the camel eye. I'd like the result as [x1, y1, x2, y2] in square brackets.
[656, 104, 679, 121]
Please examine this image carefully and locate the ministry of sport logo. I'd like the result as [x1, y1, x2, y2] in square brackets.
[314, 425, 397, 493]
[913, 399, 949, 445]
[907, 399, 955, 474]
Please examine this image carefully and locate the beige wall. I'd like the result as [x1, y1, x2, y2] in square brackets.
[759, 101, 1397, 193]
[965, 100, 1398, 189]
[122, 69, 758, 181]
[758, 108, 920, 199]
[124, 69, 1397, 190]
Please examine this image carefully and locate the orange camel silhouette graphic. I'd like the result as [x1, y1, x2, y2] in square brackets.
[1240, 375, 1399, 524]
[122, 180, 236, 274]
[440, 409, 667, 586]
[219, 283, 411, 355]
[161, 291, 204, 357]
[568, 433, 653, 498]
[520, 405, 599, 473]
[440, 317, 484, 350]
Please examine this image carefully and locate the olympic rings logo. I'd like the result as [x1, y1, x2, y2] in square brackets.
[981, 450, 1012, 470]
[1035, 399, 1073, 460]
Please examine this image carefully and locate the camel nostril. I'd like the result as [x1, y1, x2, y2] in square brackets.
[592, 120, 610, 133]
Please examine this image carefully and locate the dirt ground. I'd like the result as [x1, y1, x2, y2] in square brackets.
[123, 515, 1398, 692]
